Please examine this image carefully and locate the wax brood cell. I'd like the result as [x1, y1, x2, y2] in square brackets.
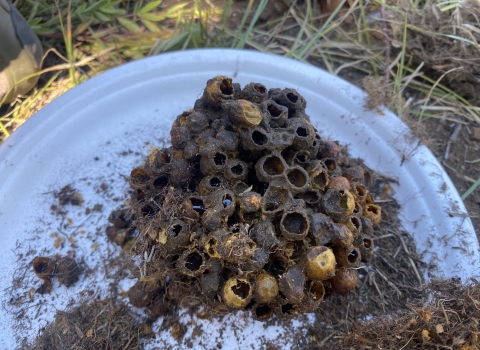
[200, 147, 228, 175]
[261, 184, 292, 219]
[225, 159, 249, 182]
[328, 176, 351, 191]
[321, 158, 337, 173]
[309, 213, 354, 247]
[252, 304, 274, 321]
[353, 201, 363, 216]
[269, 128, 295, 151]
[203, 232, 222, 259]
[301, 246, 336, 281]
[255, 153, 288, 183]
[178, 249, 208, 277]
[261, 99, 288, 128]
[279, 265, 306, 304]
[307, 160, 330, 191]
[237, 191, 262, 214]
[217, 232, 257, 264]
[363, 204, 382, 225]
[285, 166, 310, 194]
[307, 133, 322, 158]
[129, 168, 150, 190]
[333, 245, 362, 268]
[318, 140, 341, 159]
[331, 268, 358, 294]
[350, 182, 368, 203]
[342, 165, 365, 183]
[223, 277, 253, 309]
[200, 270, 222, 299]
[240, 248, 269, 271]
[360, 216, 374, 235]
[32, 257, 56, 288]
[342, 215, 363, 236]
[241, 82, 268, 104]
[303, 280, 325, 311]
[216, 130, 240, 153]
[280, 209, 310, 241]
[231, 181, 250, 195]
[222, 99, 263, 128]
[321, 188, 355, 222]
[157, 219, 190, 253]
[184, 111, 209, 134]
[249, 220, 280, 250]
[268, 88, 307, 112]
[204, 189, 236, 212]
[183, 141, 199, 160]
[355, 235, 374, 262]
[283, 149, 310, 168]
[169, 158, 191, 187]
[287, 118, 315, 150]
[147, 148, 172, 175]
[295, 190, 321, 207]
[203, 76, 235, 108]
[198, 175, 226, 196]
[239, 126, 270, 152]
[181, 196, 205, 220]
[170, 126, 190, 149]
[201, 204, 225, 232]
[254, 273, 279, 303]
[308, 212, 336, 246]
[275, 299, 301, 319]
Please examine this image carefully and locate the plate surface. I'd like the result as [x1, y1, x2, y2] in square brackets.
[0, 49, 478, 348]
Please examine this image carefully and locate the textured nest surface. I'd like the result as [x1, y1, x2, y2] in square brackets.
[126, 76, 383, 320]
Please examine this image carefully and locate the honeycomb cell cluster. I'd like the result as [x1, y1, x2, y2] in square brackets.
[126, 76, 382, 320]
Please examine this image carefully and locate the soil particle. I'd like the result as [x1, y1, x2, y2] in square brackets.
[56, 256, 81, 287]
[171, 321, 186, 341]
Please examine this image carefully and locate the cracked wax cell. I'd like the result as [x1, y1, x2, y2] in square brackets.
[223, 278, 253, 309]
[203, 76, 234, 107]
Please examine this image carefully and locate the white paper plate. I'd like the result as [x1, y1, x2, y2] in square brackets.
[0, 49, 478, 349]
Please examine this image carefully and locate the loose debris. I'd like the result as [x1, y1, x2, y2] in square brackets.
[334, 278, 480, 350]
[105, 208, 136, 247]
[31, 255, 81, 294]
[362, 76, 393, 112]
[54, 185, 84, 206]
[30, 299, 143, 350]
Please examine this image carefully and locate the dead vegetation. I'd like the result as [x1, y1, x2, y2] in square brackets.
[334, 278, 480, 350]
[30, 298, 145, 350]
[391, 1, 480, 108]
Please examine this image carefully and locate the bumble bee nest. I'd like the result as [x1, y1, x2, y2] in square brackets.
[126, 76, 381, 321]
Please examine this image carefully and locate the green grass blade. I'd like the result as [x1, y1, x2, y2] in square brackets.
[231, 0, 254, 48]
[235, 0, 269, 49]
[461, 177, 480, 201]
[296, 0, 347, 58]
